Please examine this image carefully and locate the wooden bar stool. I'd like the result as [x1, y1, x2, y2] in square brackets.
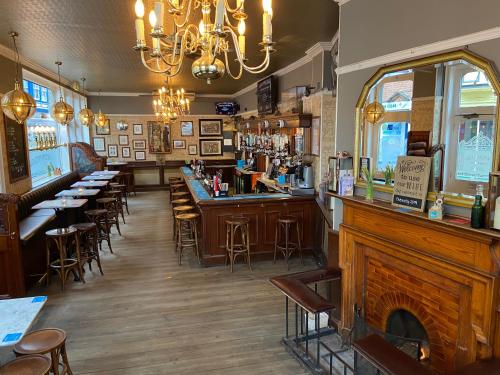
[0, 354, 52, 375]
[171, 191, 190, 201]
[274, 215, 303, 270]
[112, 184, 129, 214]
[69, 223, 103, 276]
[176, 212, 200, 265]
[14, 328, 73, 375]
[85, 209, 113, 253]
[173, 205, 194, 241]
[104, 190, 126, 223]
[122, 172, 136, 196]
[170, 182, 187, 202]
[96, 197, 121, 235]
[225, 217, 251, 273]
[45, 228, 84, 291]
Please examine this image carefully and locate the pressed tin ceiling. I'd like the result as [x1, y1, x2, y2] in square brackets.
[0, 0, 338, 95]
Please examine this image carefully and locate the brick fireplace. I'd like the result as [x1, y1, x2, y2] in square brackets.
[336, 196, 500, 374]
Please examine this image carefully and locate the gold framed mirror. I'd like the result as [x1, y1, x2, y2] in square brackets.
[354, 50, 500, 207]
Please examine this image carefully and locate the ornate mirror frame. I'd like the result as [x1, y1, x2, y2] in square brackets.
[354, 49, 500, 207]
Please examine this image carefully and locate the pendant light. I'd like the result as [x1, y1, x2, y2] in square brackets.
[78, 77, 94, 126]
[0, 32, 37, 124]
[95, 89, 108, 127]
[51, 61, 74, 125]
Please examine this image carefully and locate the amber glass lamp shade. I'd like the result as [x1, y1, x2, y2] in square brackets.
[1, 82, 37, 124]
[95, 110, 108, 127]
[51, 98, 74, 125]
[364, 101, 385, 124]
[78, 107, 94, 126]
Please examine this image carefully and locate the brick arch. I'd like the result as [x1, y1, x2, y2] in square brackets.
[373, 291, 446, 369]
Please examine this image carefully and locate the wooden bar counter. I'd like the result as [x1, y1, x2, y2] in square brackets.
[180, 167, 322, 266]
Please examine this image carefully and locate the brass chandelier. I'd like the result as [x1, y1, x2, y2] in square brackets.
[153, 80, 191, 122]
[133, 0, 275, 84]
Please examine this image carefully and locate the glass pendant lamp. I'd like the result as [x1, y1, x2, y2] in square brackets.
[95, 90, 108, 127]
[78, 77, 94, 126]
[0, 32, 37, 124]
[51, 61, 74, 125]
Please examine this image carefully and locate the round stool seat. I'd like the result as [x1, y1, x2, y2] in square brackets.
[96, 197, 116, 204]
[85, 209, 108, 217]
[104, 190, 121, 195]
[69, 222, 97, 232]
[278, 215, 297, 224]
[0, 354, 51, 375]
[171, 183, 186, 188]
[14, 329, 66, 355]
[174, 205, 194, 214]
[225, 217, 250, 226]
[171, 198, 190, 205]
[176, 212, 200, 221]
[45, 227, 77, 238]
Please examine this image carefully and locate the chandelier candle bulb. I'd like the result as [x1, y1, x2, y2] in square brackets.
[152, 36, 160, 51]
[154, 1, 164, 29]
[215, 0, 225, 29]
[135, 18, 145, 43]
[149, 10, 157, 28]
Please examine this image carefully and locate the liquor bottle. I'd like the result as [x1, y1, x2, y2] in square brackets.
[471, 186, 484, 229]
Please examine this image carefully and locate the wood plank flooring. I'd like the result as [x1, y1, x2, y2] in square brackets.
[1, 191, 318, 374]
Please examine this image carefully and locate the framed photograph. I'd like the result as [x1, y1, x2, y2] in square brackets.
[311, 117, 321, 156]
[188, 144, 197, 155]
[93, 137, 105, 152]
[173, 140, 186, 149]
[108, 144, 118, 158]
[200, 138, 223, 156]
[180, 121, 194, 136]
[95, 119, 110, 135]
[135, 151, 146, 160]
[133, 123, 143, 135]
[122, 147, 131, 158]
[148, 121, 172, 153]
[133, 139, 146, 150]
[119, 134, 129, 145]
[199, 119, 223, 137]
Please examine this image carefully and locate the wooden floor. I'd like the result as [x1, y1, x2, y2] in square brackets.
[2, 191, 318, 374]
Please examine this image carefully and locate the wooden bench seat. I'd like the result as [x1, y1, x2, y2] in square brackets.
[19, 214, 56, 242]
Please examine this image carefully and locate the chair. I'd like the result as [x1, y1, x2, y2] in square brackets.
[274, 215, 303, 270]
[69, 222, 103, 276]
[225, 217, 251, 273]
[104, 190, 126, 223]
[96, 197, 121, 235]
[85, 209, 113, 253]
[0, 354, 52, 375]
[176, 212, 200, 265]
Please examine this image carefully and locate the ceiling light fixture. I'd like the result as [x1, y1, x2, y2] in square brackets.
[95, 90, 108, 127]
[51, 61, 74, 125]
[133, 0, 275, 84]
[0, 32, 37, 124]
[78, 77, 94, 126]
[153, 78, 191, 122]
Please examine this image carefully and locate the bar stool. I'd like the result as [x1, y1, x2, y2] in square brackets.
[104, 190, 126, 223]
[96, 197, 121, 235]
[171, 191, 190, 202]
[274, 215, 303, 270]
[112, 184, 129, 214]
[169, 176, 183, 186]
[45, 228, 84, 291]
[69, 223, 103, 276]
[0, 354, 52, 375]
[225, 217, 251, 273]
[85, 209, 113, 253]
[122, 172, 136, 196]
[176, 212, 200, 265]
[170, 182, 186, 202]
[173, 205, 194, 242]
[14, 328, 73, 375]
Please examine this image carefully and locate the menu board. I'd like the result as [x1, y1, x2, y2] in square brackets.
[392, 156, 431, 212]
[4, 114, 29, 182]
[257, 75, 277, 115]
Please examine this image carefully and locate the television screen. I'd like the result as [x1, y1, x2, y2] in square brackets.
[215, 101, 239, 116]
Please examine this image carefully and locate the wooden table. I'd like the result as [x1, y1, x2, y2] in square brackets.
[55, 189, 101, 198]
[32, 199, 88, 210]
[82, 175, 115, 181]
[0, 296, 47, 347]
[91, 170, 120, 176]
[71, 181, 109, 188]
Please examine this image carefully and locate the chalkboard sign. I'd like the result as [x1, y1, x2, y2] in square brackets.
[392, 156, 431, 212]
[257, 75, 277, 115]
[4, 114, 29, 182]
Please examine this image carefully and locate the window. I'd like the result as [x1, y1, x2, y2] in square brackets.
[376, 122, 410, 170]
[460, 71, 496, 108]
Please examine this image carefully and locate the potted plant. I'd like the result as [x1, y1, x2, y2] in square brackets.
[362, 166, 376, 201]
[383, 165, 394, 186]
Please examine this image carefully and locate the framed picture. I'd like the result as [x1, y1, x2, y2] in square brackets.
[328, 157, 338, 192]
[122, 147, 131, 158]
[93, 137, 105, 152]
[108, 144, 118, 158]
[200, 138, 223, 156]
[119, 134, 129, 145]
[148, 121, 172, 153]
[135, 151, 146, 160]
[133, 139, 146, 150]
[180, 121, 194, 136]
[188, 144, 197, 155]
[199, 119, 223, 137]
[3, 114, 28, 183]
[95, 119, 110, 135]
[173, 140, 186, 149]
[311, 117, 321, 156]
[133, 123, 143, 135]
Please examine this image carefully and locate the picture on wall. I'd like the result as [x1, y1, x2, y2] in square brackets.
[180, 121, 194, 136]
[173, 140, 186, 149]
[135, 151, 146, 160]
[93, 137, 105, 152]
[108, 144, 118, 157]
[188, 144, 197, 155]
[95, 119, 111, 135]
[122, 147, 131, 158]
[200, 139, 223, 156]
[133, 123, 143, 135]
[148, 121, 172, 153]
[133, 139, 146, 150]
[119, 134, 129, 145]
[199, 119, 222, 137]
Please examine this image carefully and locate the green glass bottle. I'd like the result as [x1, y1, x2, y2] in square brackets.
[471, 194, 484, 229]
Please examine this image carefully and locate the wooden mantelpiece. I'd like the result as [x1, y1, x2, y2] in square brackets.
[334, 194, 500, 374]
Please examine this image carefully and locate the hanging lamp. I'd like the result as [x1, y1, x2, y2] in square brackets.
[95, 89, 108, 127]
[78, 77, 94, 126]
[0, 32, 37, 124]
[51, 61, 74, 125]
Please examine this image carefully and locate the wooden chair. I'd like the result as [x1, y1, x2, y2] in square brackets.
[225, 217, 251, 273]
[85, 209, 113, 253]
[69, 223, 103, 276]
[96, 197, 121, 235]
[104, 190, 126, 223]
[274, 215, 303, 270]
[0, 354, 52, 375]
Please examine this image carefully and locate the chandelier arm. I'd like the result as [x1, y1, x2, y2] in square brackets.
[158, 30, 190, 69]
[140, 49, 171, 74]
[223, 0, 244, 13]
[226, 28, 271, 72]
[172, 0, 194, 29]
[224, 12, 239, 30]
[224, 50, 243, 79]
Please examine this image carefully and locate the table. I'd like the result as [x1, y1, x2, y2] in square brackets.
[71, 181, 109, 188]
[32, 199, 88, 210]
[0, 296, 47, 347]
[82, 175, 115, 181]
[91, 170, 120, 176]
[55, 189, 101, 198]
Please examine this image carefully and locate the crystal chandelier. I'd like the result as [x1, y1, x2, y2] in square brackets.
[95, 90, 108, 127]
[78, 77, 94, 126]
[133, 0, 275, 84]
[51, 62, 74, 125]
[153, 80, 191, 122]
[0, 32, 37, 124]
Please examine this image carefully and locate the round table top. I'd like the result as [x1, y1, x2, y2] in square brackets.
[45, 227, 77, 237]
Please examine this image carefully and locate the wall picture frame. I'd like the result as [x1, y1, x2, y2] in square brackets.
[188, 144, 197, 155]
[199, 119, 223, 137]
[133, 123, 143, 135]
[108, 144, 118, 158]
[133, 139, 146, 150]
[122, 147, 131, 158]
[173, 140, 186, 149]
[119, 134, 129, 145]
[180, 121, 194, 136]
[135, 151, 146, 160]
[148, 121, 172, 153]
[95, 119, 111, 135]
[200, 138, 223, 156]
[93, 137, 105, 152]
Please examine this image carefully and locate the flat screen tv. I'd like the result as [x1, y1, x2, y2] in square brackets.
[215, 101, 240, 116]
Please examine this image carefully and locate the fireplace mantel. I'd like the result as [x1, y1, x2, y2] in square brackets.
[334, 194, 500, 374]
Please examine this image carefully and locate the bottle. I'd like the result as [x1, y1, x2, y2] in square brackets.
[471, 187, 484, 229]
